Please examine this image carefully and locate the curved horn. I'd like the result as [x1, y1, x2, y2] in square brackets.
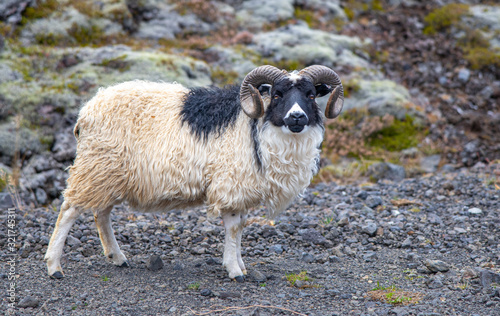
[240, 65, 287, 118]
[299, 65, 344, 119]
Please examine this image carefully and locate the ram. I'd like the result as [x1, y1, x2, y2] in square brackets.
[45, 65, 344, 281]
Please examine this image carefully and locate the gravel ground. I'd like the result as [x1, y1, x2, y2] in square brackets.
[1, 165, 499, 316]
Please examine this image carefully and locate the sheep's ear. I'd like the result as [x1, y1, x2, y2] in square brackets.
[258, 84, 272, 96]
[241, 84, 265, 119]
[315, 83, 333, 98]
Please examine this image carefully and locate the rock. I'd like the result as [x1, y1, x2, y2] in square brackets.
[200, 289, 212, 296]
[147, 255, 164, 271]
[18, 296, 39, 308]
[480, 270, 500, 288]
[299, 228, 328, 246]
[361, 223, 378, 237]
[35, 188, 47, 205]
[0, 0, 32, 24]
[366, 195, 383, 209]
[248, 270, 267, 283]
[261, 225, 277, 238]
[294, 280, 306, 288]
[467, 207, 483, 215]
[52, 129, 77, 162]
[420, 155, 441, 173]
[0, 193, 14, 208]
[363, 251, 378, 262]
[269, 244, 284, 254]
[236, 0, 295, 29]
[344, 79, 425, 122]
[66, 236, 81, 248]
[401, 237, 412, 249]
[457, 68, 470, 83]
[0, 123, 43, 165]
[367, 162, 406, 182]
[276, 223, 295, 234]
[423, 259, 450, 273]
[252, 22, 371, 69]
[355, 190, 368, 200]
[301, 252, 315, 263]
[427, 275, 444, 289]
[219, 291, 241, 299]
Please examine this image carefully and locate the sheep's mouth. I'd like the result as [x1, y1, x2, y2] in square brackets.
[287, 124, 305, 133]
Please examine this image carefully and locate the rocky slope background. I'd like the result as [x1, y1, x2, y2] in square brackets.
[0, 0, 499, 315]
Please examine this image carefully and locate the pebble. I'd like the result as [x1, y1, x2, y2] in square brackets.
[361, 223, 378, 237]
[269, 244, 284, 254]
[248, 270, 267, 283]
[366, 196, 383, 209]
[200, 289, 212, 296]
[480, 270, 500, 288]
[467, 207, 483, 215]
[18, 296, 39, 308]
[301, 252, 315, 263]
[147, 255, 164, 271]
[423, 259, 450, 273]
[457, 68, 470, 83]
[219, 291, 241, 299]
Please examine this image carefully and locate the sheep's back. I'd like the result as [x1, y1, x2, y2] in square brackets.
[65, 81, 209, 211]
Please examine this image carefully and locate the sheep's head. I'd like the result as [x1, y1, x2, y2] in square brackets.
[240, 65, 344, 133]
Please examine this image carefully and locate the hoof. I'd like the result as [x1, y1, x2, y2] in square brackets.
[118, 261, 130, 268]
[234, 275, 245, 283]
[50, 271, 64, 279]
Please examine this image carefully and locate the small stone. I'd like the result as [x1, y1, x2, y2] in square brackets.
[361, 223, 378, 237]
[301, 252, 315, 263]
[66, 236, 81, 247]
[423, 259, 450, 273]
[147, 255, 164, 271]
[401, 237, 412, 249]
[366, 196, 383, 209]
[0, 192, 14, 208]
[219, 291, 241, 299]
[337, 217, 349, 227]
[467, 207, 483, 215]
[480, 269, 500, 288]
[366, 162, 406, 182]
[420, 155, 441, 173]
[248, 270, 267, 283]
[363, 251, 378, 262]
[200, 289, 212, 296]
[458, 68, 470, 83]
[269, 244, 283, 254]
[35, 188, 48, 205]
[18, 296, 39, 308]
[355, 190, 368, 200]
[299, 228, 328, 245]
[294, 280, 306, 288]
[427, 276, 444, 289]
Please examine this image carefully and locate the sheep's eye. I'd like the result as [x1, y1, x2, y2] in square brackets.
[274, 91, 283, 99]
[309, 94, 315, 99]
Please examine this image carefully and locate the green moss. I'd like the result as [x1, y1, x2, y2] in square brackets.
[464, 47, 500, 70]
[99, 55, 130, 72]
[423, 3, 469, 35]
[367, 115, 425, 152]
[211, 68, 239, 86]
[35, 32, 65, 46]
[68, 23, 104, 46]
[295, 8, 316, 28]
[21, 0, 59, 23]
[0, 175, 7, 192]
[343, 78, 361, 98]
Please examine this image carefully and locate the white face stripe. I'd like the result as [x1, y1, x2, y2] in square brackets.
[285, 102, 308, 120]
[288, 72, 301, 84]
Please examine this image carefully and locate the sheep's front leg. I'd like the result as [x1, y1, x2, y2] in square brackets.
[222, 212, 245, 282]
[236, 213, 247, 275]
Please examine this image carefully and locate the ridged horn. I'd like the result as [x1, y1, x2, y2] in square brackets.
[240, 65, 287, 118]
[299, 65, 344, 119]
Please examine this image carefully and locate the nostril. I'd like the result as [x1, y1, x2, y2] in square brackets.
[290, 112, 305, 120]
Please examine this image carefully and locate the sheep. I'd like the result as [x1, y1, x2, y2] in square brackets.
[44, 65, 344, 282]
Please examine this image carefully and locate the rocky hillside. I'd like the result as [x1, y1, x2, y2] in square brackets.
[0, 0, 499, 207]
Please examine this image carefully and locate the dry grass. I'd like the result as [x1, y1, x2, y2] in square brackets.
[367, 289, 423, 305]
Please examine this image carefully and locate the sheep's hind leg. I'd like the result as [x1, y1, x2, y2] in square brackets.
[45, 201, 81, 279]
[94, 206, 129, 267]
[222, 212, 245, 282]
[236, 213, 247, 275]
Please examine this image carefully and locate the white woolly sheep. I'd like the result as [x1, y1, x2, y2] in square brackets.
[45, 65, 344, 281]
